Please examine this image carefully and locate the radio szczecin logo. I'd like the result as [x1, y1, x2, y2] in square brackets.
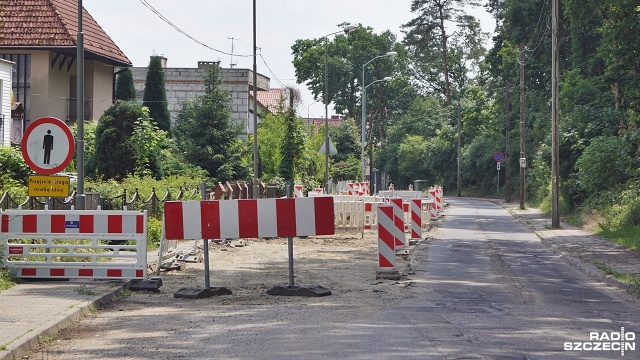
[564, 328, 635, 356]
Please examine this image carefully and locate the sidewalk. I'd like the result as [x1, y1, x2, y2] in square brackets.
[503, 201, 640, 295]
[1, 200, 639, 360]
[0, 281, 123, 360]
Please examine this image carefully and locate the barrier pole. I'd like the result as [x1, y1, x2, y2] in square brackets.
[287, 181, 295, 288]
[201, 183, 211, 290]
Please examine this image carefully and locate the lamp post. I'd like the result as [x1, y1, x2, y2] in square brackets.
[361, 51, 396, 182]
[323, 24, 357, 193]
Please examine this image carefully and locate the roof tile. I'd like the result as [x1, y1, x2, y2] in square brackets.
[0, 0, 131, 66]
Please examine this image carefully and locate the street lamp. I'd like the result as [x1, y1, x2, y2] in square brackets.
[323, 24, 357, 193]
[361, 51, 397, 182]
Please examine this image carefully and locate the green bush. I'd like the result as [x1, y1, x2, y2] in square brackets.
[0, 145, 30, 187]
[147, 217, 163, 249]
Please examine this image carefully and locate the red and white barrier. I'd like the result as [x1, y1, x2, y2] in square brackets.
[428, 188, 439, 218]
[293, 184, 304, 198]
[164, 197, 335, 240]
[390, 198, 406, 249]
[1, 209, 148, 280]
[377, 205, 396, 269]
[410, 199, 422, 241]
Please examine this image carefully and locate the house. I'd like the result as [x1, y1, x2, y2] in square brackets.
[0, 0, 132, 142]
[131, 58, 271, 137]
[0, 58, 13, 146]
[256, 88, 289, 114]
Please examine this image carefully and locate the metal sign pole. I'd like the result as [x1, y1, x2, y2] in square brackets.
[201, 183, 210, 290]
[286, 181, 295, 288]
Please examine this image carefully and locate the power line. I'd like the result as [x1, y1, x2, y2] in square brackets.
[139, 0, 252, 58]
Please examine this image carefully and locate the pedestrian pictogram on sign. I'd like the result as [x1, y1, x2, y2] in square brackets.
[21, 117, 75, 175]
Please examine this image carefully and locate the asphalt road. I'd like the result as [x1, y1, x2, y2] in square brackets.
[27, 197, 639, 360]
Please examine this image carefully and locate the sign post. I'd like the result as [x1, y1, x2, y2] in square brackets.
[493, 151, 504, 195]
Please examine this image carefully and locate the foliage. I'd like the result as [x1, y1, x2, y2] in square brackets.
[93, 101, 140, 180]
[575, 136, 630, 195]
[142, 56, 171, 135]
[332, 157, 361, 182]
[130, 107, 167, 178]
[278, 109, 305, 182]
[0, 145, 30, 187]
[115, 68, 137, 101]
[173, 65, 249, 182]
[146, 217, 163, 249]
[292, 26, 404, 119]
[257, 112, 284, 181]
[69, 122, 97, 177]
[329, 118, 360, 163]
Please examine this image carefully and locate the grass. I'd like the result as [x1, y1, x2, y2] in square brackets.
[592, 261, 640, 295]
[596, 225, 640, 253]
[0, 269, 19, 292]
[74, 285, 97, 296]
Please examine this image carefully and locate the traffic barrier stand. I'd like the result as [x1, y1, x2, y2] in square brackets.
[163, 197, 335, 298]
[375, 205, 400, 280]
[409, 199, 423, 245]
[390, 198, 408, 255]
[428, 188, 440, 220]
[293, 184, 304, 198]
[0, 208, 159, 290]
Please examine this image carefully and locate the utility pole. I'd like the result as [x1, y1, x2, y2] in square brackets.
[551, 0, 560, 227]
[505, 80, 511, 203]
[456, 97, 461, 197]
[519, 43, 526, 210]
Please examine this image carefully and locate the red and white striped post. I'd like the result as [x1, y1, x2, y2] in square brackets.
[376, 205, 400, 280]
[390, 198, 407, 254]
[409, 198, 422, 244]
[293, 184, 304, 198]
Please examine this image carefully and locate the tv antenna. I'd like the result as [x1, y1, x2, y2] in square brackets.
[228, 37, 242, 68]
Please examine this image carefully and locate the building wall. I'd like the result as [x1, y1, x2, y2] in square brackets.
[0, 59, 13, 146]
[47, 52, 71, 122]
[131, 62, 270, 137]
[83, 60, 114, 121]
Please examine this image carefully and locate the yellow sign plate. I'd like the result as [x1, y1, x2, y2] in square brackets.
[28, 175, 70, 197]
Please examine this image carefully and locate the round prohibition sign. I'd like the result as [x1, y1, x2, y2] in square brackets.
[21, 117, 75, 175]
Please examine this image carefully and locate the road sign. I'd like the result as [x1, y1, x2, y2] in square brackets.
[493, 151, 503, 162]
[28, 175, 70, 197]
[21, 117, 75, 175]
[497, 162, 501, 171]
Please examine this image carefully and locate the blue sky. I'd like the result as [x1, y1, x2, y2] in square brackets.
[85, 0, 494, 117]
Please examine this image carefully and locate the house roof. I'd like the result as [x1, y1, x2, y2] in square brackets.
[0, 0, 131, 66]
[256, 88, 288, 114]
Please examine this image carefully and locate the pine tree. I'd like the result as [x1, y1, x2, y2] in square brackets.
[142, 56, 171, 136]
[173, 65, 248, 181]
[115, 68, 137, 101]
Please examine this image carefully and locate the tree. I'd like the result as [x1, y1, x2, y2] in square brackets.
[403, 0, 481, 106]
[292, 26, 404, 119]
[130, 107, 167, 178]
[115, 68, 137, 101]
[173, 65, 247, 181]
[278, 107, 305, 182]
[94, 101, 141, 180]
[142, 56, 171, 135]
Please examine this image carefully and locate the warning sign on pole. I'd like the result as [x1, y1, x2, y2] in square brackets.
[21, 117, 75, 175]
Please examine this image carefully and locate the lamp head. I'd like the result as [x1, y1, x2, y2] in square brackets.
[343, 24, 357, 34]
[383, 77, 392, 82]
[386, 51, 398, 57]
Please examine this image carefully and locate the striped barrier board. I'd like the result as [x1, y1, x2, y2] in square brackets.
[377, 205, 396, 269]
[410, 199, 422, 240]
[390, 198, 406, 249]
[0, 209, 148, 280]
[164, 197, 335, 240]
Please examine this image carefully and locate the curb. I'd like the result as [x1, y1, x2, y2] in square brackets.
[0, 285, 123, 360]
